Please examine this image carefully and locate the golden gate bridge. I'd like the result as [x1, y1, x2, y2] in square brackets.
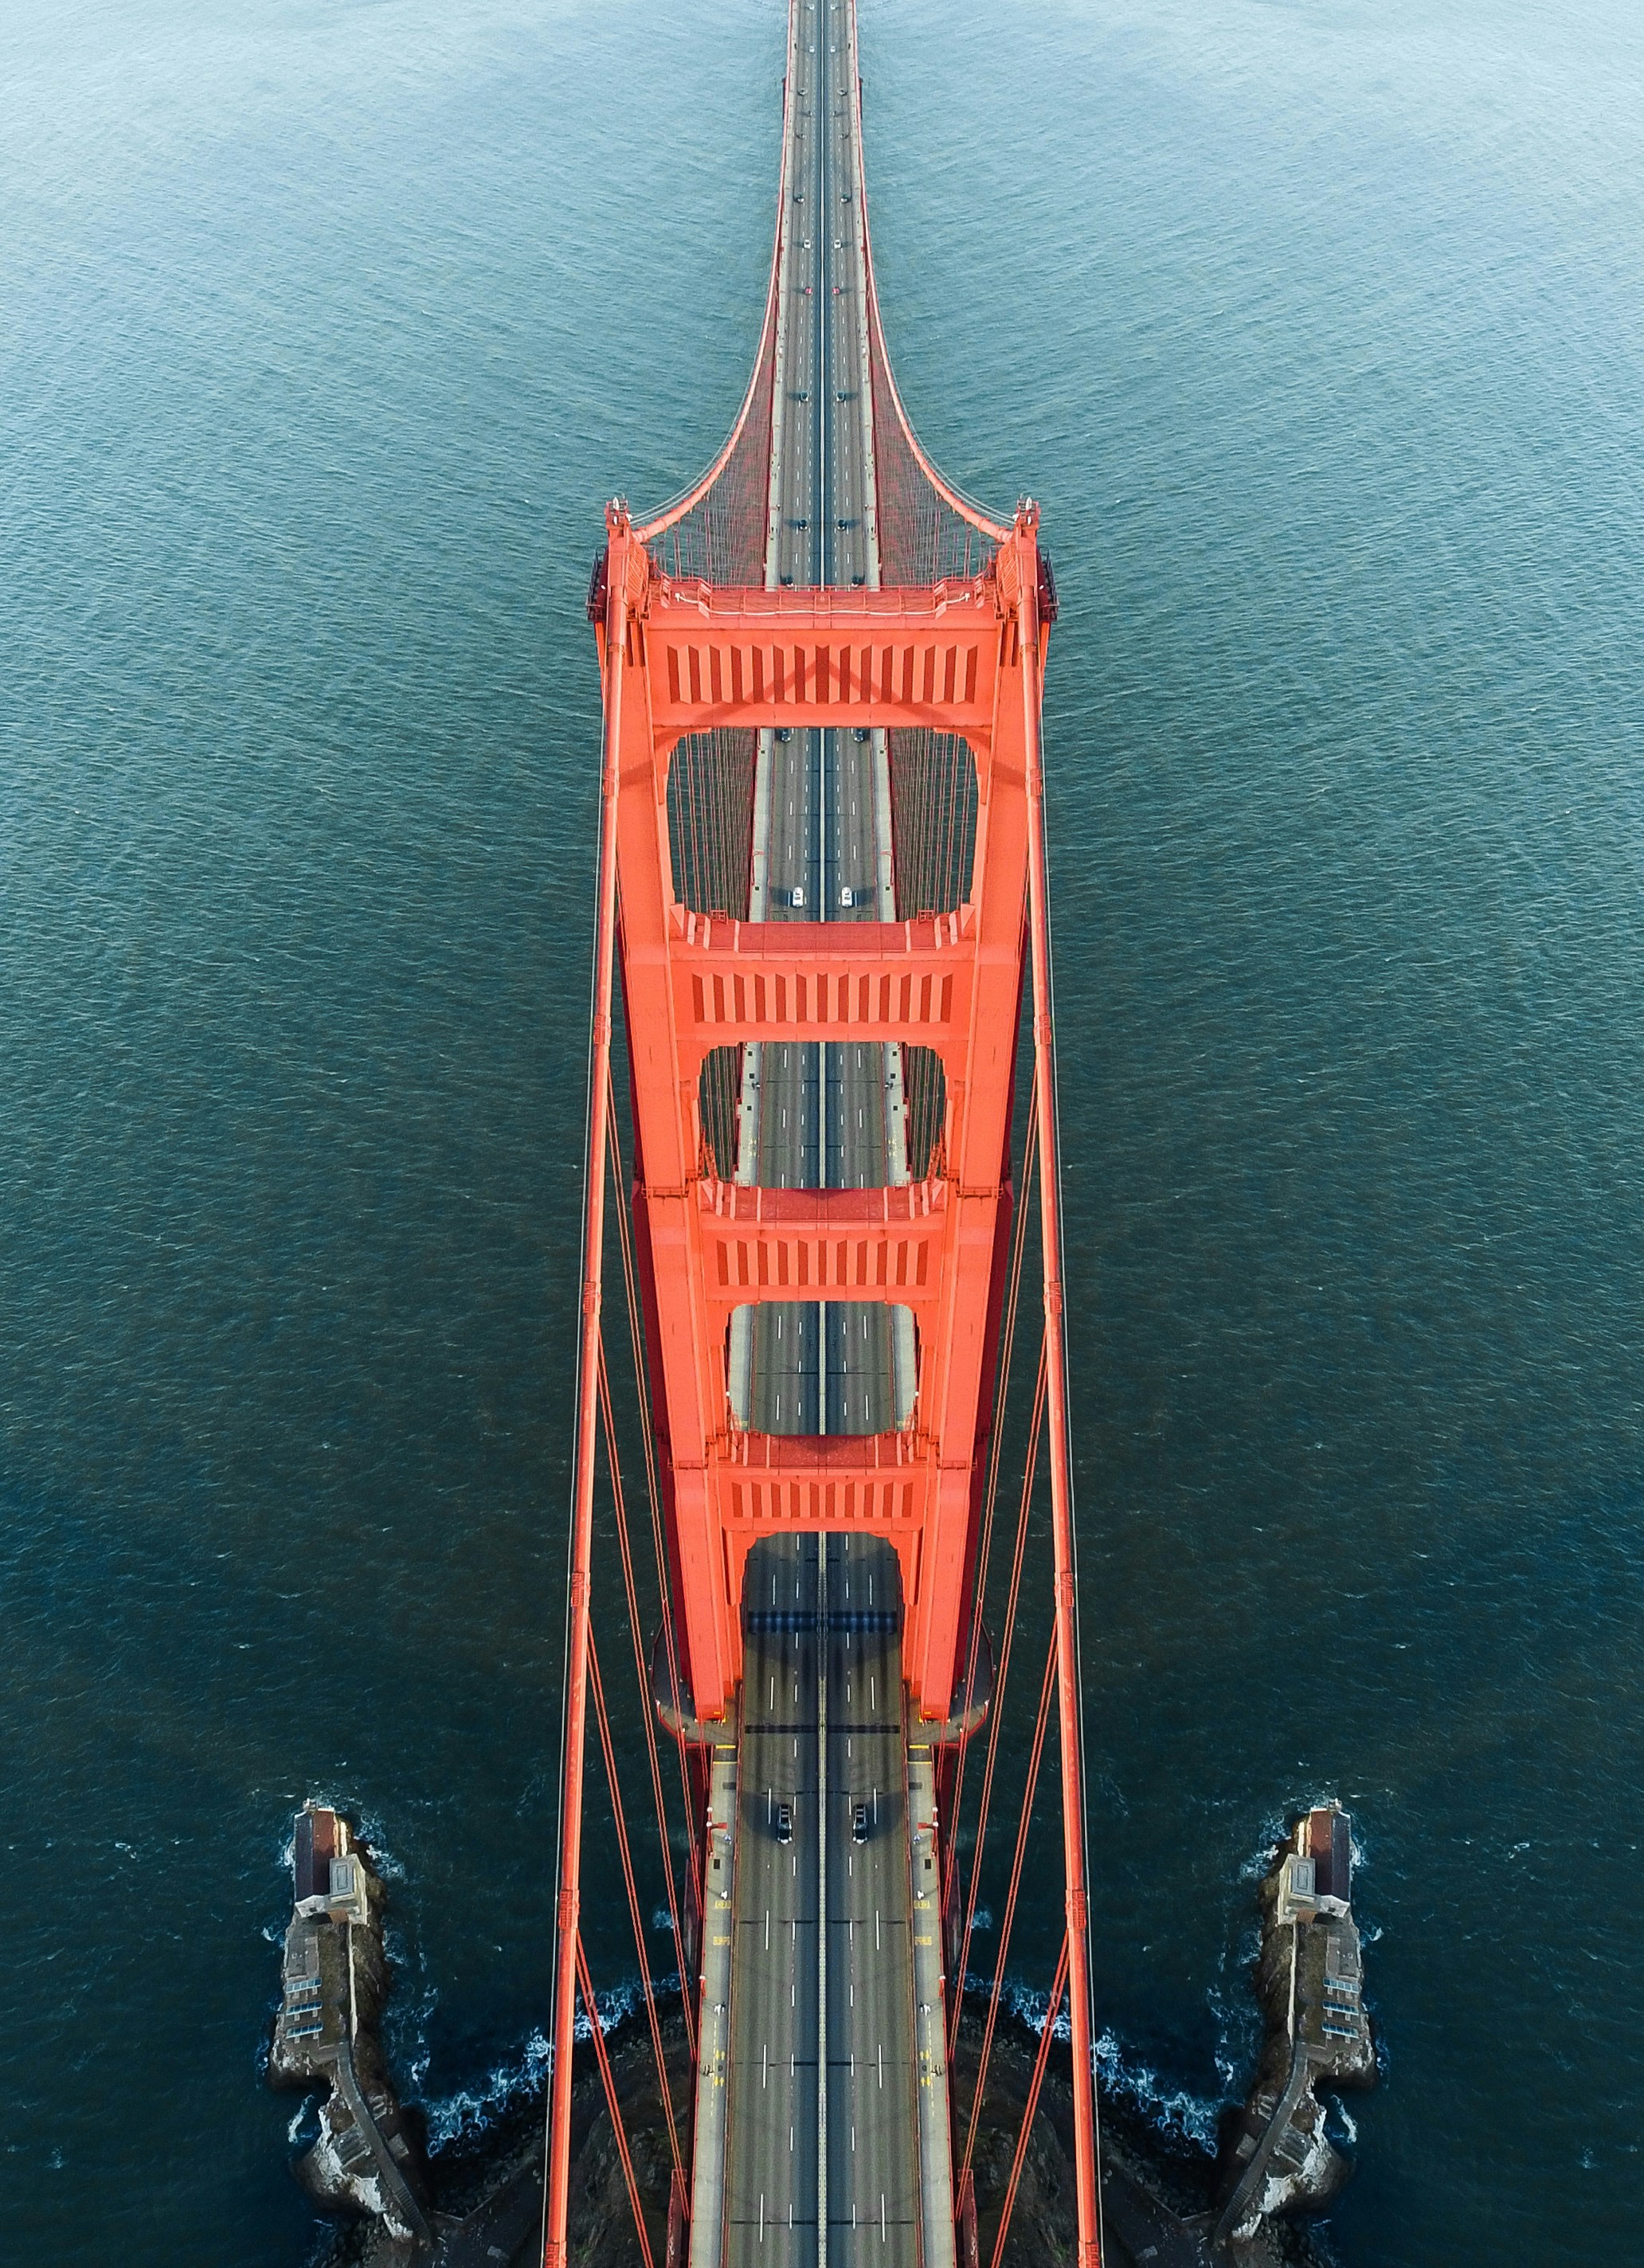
[545, 3, 1101, 2262]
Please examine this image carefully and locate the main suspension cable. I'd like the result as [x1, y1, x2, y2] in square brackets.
[545, 514, 628, 2267]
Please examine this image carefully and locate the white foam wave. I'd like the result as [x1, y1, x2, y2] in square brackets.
[421, 1973, 682, 2152]
[1207, 1979, 1259, 2099]
[996, 1976, 1072, 2042]
[348, 1805, 407, 1880]
[425, 2028, 554, 2151]
[971, 1979, 1222, 2153]
[1092, 2028, 1221, 2153]
[385, 1947, 439, 2101]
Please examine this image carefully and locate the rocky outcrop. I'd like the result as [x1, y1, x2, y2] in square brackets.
[268, 1805, 431, 2247]
[1215, 1805, 1376, 2247]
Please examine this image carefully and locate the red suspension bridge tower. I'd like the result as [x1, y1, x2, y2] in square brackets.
[546, 5, 1100, 2264]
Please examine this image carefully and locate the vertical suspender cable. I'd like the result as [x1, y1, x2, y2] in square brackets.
[544, 511, 631, 2268]
[986, 1936, 1069, 2268]
[605, 1074, 703, 1882]
[598, 1347, 697, 2064]
[1017, 508, 1104, 2267]
[949, 1345, 1045, 2052]
[577, 1939, 659, 2268]
[943, 1089, 1038, 1921]
[961, 1632, 1058, 2178]
[588, 1631, 684, 2178]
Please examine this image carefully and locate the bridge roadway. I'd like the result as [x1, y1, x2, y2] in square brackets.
[718, 8, 929, 2258]
[747, 0, 898, 1441]
[726, 1535, 918, 2268]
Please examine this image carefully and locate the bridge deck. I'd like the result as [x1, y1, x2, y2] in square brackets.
[723, 1535, 921, 2268]
[743, 0, 903, 1442]
[562, 0, 1097, 2249]
[727, 1537, 822, 2259]
[699, 0, 948, 2259]
[824, 1539, 919, 2266]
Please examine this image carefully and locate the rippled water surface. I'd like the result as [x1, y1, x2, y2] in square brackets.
[5, 2, 1642, 2260]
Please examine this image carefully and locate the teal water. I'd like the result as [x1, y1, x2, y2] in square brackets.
[4, 1, 1642, 2259]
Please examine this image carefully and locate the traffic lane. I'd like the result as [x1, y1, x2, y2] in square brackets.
[836, 1936, 918, 2258]
[728, 1545, 820, 2262]
[828, 1041, 887, 1187]
[840, 1815, 918, 2241]
[744, 1532, 813, 1625]
[729, 1750, 813, 2196]
[728, 1856, 812, 2254]
[734, 1720, 820, 2248]
[751, 1299, 821, 1436]
[728, 1891, 806, 2242]
[765, 733, 819, 913]
[827, 62, 867, 592]
[836, 1618, 896, 1726]
[765, 0, 824, 1431]
[754, 1034, 819, 1188]
[754, 0, 896, 1446]
[825, 1299, 892, 1437]
[825, 734, 892, 1274]
[827, 1824, 911, 2254]
[750, 1006, 820, 1419]
[828, 732, 878, 913]
[826, 1026, 893, 1433]
[828, 1642, 918, 2258]
[779, 12, 821, 591]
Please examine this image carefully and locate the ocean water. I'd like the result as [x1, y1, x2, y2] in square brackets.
[4, 1, 1642, 2261]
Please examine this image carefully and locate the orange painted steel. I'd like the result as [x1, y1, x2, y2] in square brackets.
[592, 510, 1043, 1730]
[988, 1936, 1070, 2268]
[546, 1, 1102, 2262]
[577, 1938, 658, 2268]
[542, 534, 629, 2268]
[1017, 531, 1104, 2266]
[670, 909, 974, 1070]
[962, 1633, 1059, 2180]
[598, 1341, 695, 2063]
[950, 1347, 1047, 2054]
[588, 1630, 683, 2180]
